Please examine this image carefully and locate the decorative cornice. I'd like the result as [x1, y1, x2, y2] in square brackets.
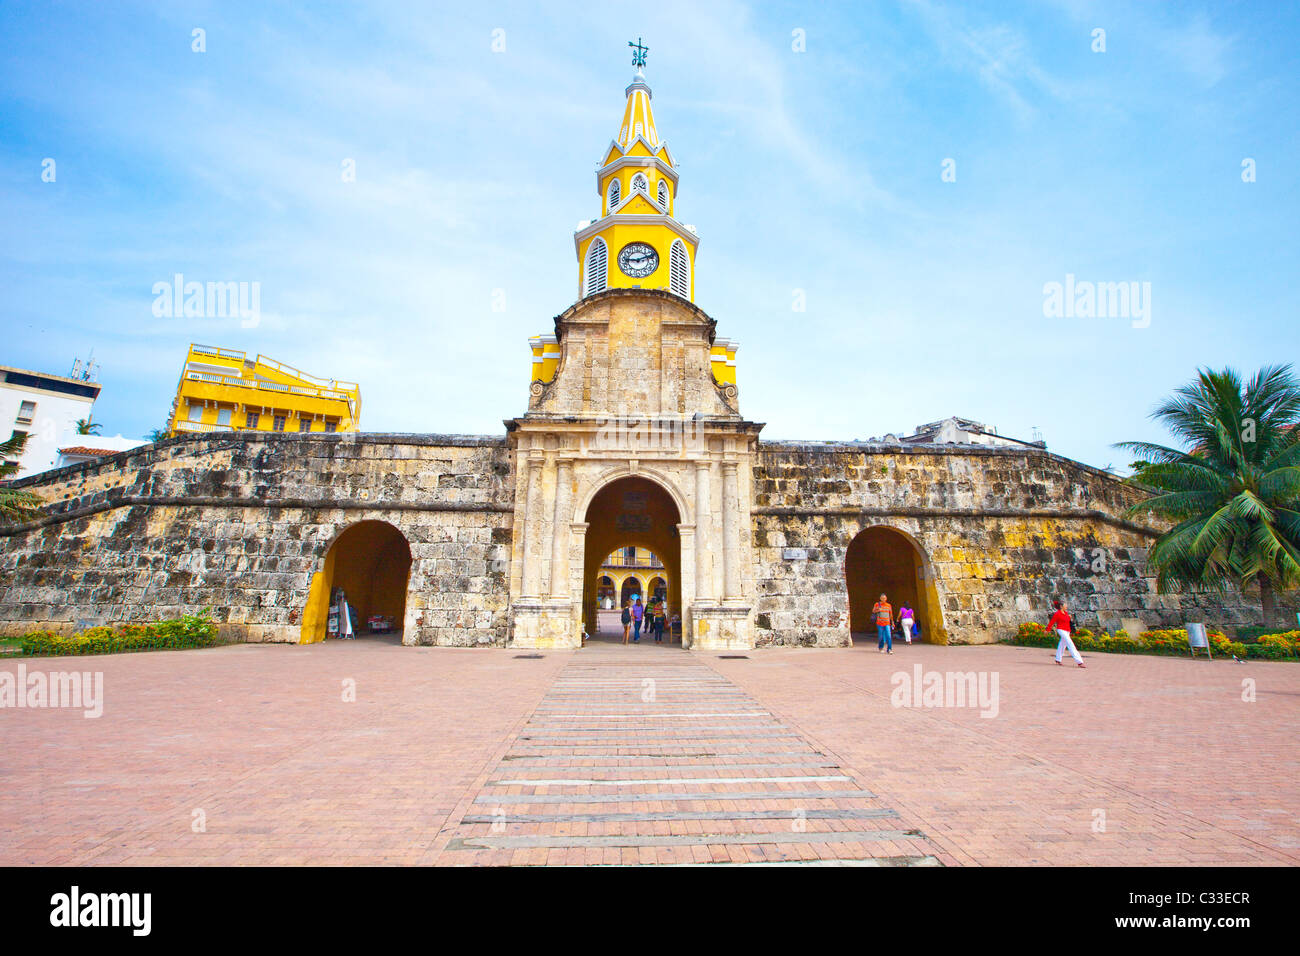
[551, 287, 718, 343]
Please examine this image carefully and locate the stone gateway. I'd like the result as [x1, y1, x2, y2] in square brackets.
[0, 66, 1284, 647]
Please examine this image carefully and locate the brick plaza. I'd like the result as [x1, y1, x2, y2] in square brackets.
[2, 639, 1295, 866]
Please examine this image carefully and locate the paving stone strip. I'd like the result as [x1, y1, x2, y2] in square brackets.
[438, 645, 942, 865]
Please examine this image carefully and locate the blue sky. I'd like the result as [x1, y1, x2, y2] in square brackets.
[3, 0, 1296, 469]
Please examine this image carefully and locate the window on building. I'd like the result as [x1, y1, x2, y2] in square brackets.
[245, 411, 260, 429]
[631, 172, 648, 193]
[187, 404, 203, 422]
[584, 238, 608, 296]
[669, 239, 690, 297]
[298, 419, 312, 433]
[273, 415, 286, 432]
[216, 408, 232, 426]
[624, 546, 635, 563]
[606, 178, 620, 211]
[15, 401, 36, 423]
[657, 179, 668, 209]
[324, 420, 338, 433]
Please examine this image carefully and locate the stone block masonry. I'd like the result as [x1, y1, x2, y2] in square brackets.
[750, 441, 1290, 646]
[0, 432, 516, 646]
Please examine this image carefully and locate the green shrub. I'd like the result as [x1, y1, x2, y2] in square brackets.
[1236, 624, 1300, 642]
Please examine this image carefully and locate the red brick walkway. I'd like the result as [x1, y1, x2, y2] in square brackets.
[433, 640, 940, 865]
[1, 637, 1295, 865]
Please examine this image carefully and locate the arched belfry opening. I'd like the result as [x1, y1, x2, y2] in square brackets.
[581, 475, 683, 644]
[845, 526, 946, 644]
[301, 520, 412, 643]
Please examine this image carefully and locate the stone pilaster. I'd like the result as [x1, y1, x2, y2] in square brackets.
[694, 459, 714, 603]
[521, 452, 544, 599]
[721, 459, 742, 604]
[549, 458, 573, 599]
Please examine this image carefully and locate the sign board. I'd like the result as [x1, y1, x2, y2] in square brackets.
[1186, 622, 1211, 658]
[782, 548, 808, 561]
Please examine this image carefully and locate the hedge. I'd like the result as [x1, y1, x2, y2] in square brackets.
[12, 614, 224, 657]
[1236, 624, 1300, 642]
[1005, 621, 1298, 661]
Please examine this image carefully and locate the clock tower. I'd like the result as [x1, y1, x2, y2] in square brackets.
[509, 41, 760, 654]
[574, 51, 699, 302]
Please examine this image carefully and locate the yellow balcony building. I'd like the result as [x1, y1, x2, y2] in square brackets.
[167, 344, 361, 437]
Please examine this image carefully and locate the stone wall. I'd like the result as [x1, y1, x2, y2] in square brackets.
[751, 441, 1291, 646]
[0, 432, 515, 646]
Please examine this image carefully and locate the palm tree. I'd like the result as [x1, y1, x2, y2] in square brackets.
[147, 427, 168, 443]
[75, 417, 102, 436]
[1116, 365, 1300, 625]
[0, 432, 42, 522]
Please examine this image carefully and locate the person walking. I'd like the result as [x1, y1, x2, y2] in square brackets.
[621, 600, 632, 645]
[651, 599, 666, 643]
[873, 593, 894, 654]
[632, 597, 644, 642]
[897, 601, 915, 645]
[1049, 599, 1085, 667]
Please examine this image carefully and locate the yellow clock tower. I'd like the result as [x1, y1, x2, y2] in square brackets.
[573, 49, 698, 302]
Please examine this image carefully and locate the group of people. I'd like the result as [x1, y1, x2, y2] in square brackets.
[621, 596, 668, 643]
[869, 593, 918, 653]
[868, 591, 1087, 668]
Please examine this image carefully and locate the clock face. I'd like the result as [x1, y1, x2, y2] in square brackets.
[618, 242, 659, 278]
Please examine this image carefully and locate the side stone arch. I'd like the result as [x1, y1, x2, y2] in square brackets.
[300, 516, 415, 645]
[841, 521, 949, 645]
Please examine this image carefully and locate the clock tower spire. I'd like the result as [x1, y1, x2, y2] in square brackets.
[573, 45, 699, 302]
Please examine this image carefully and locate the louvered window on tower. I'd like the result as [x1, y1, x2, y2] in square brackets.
[585, 238, 608, 296]
[657, 180, 668, 209]
[632, 173, 648, 193]
[669, 240, 689, 297]
[607, 179, 620, 211]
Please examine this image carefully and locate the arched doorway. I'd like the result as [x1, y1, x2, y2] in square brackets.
[845, 526, 945, 644]
[581, 475, 683, 644]
[596, 575, 616, 608]
[301, 520, 412, 643]
[619, 576, 644, 607]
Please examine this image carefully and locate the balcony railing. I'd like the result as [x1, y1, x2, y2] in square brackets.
[182, 371, 356, 412]
[602, 557, 665, 569]
[174, 420, 235, 434]
[255, 354, 359, 392]
[191, 344, 247, 361]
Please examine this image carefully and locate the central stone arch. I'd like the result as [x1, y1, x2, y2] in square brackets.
[579, 473, 684, 642]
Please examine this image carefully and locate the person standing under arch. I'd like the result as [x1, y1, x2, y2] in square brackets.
[897, 601, 915, 646]
[621, 599, 632, 645]
[873, 593, 893, 654]
[631, 596, 645, 642]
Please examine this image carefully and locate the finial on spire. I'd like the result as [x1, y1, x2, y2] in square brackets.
[628, 37, 648, 70]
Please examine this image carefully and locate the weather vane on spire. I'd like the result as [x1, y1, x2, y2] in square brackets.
[628, 37, 648, 69]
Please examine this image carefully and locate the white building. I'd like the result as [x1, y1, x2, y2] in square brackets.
[1, 364, 104, 477]
[898, 416, 1044, 449]
[56, 435, 149, 469]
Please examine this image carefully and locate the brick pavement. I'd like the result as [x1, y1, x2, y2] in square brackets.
[2, 636, 1295, 865]
[706, 640, 1300, 866]
[434, 638, 940, 865]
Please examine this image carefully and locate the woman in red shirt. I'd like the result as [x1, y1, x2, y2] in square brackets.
[1049, 599, 1085, 667]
